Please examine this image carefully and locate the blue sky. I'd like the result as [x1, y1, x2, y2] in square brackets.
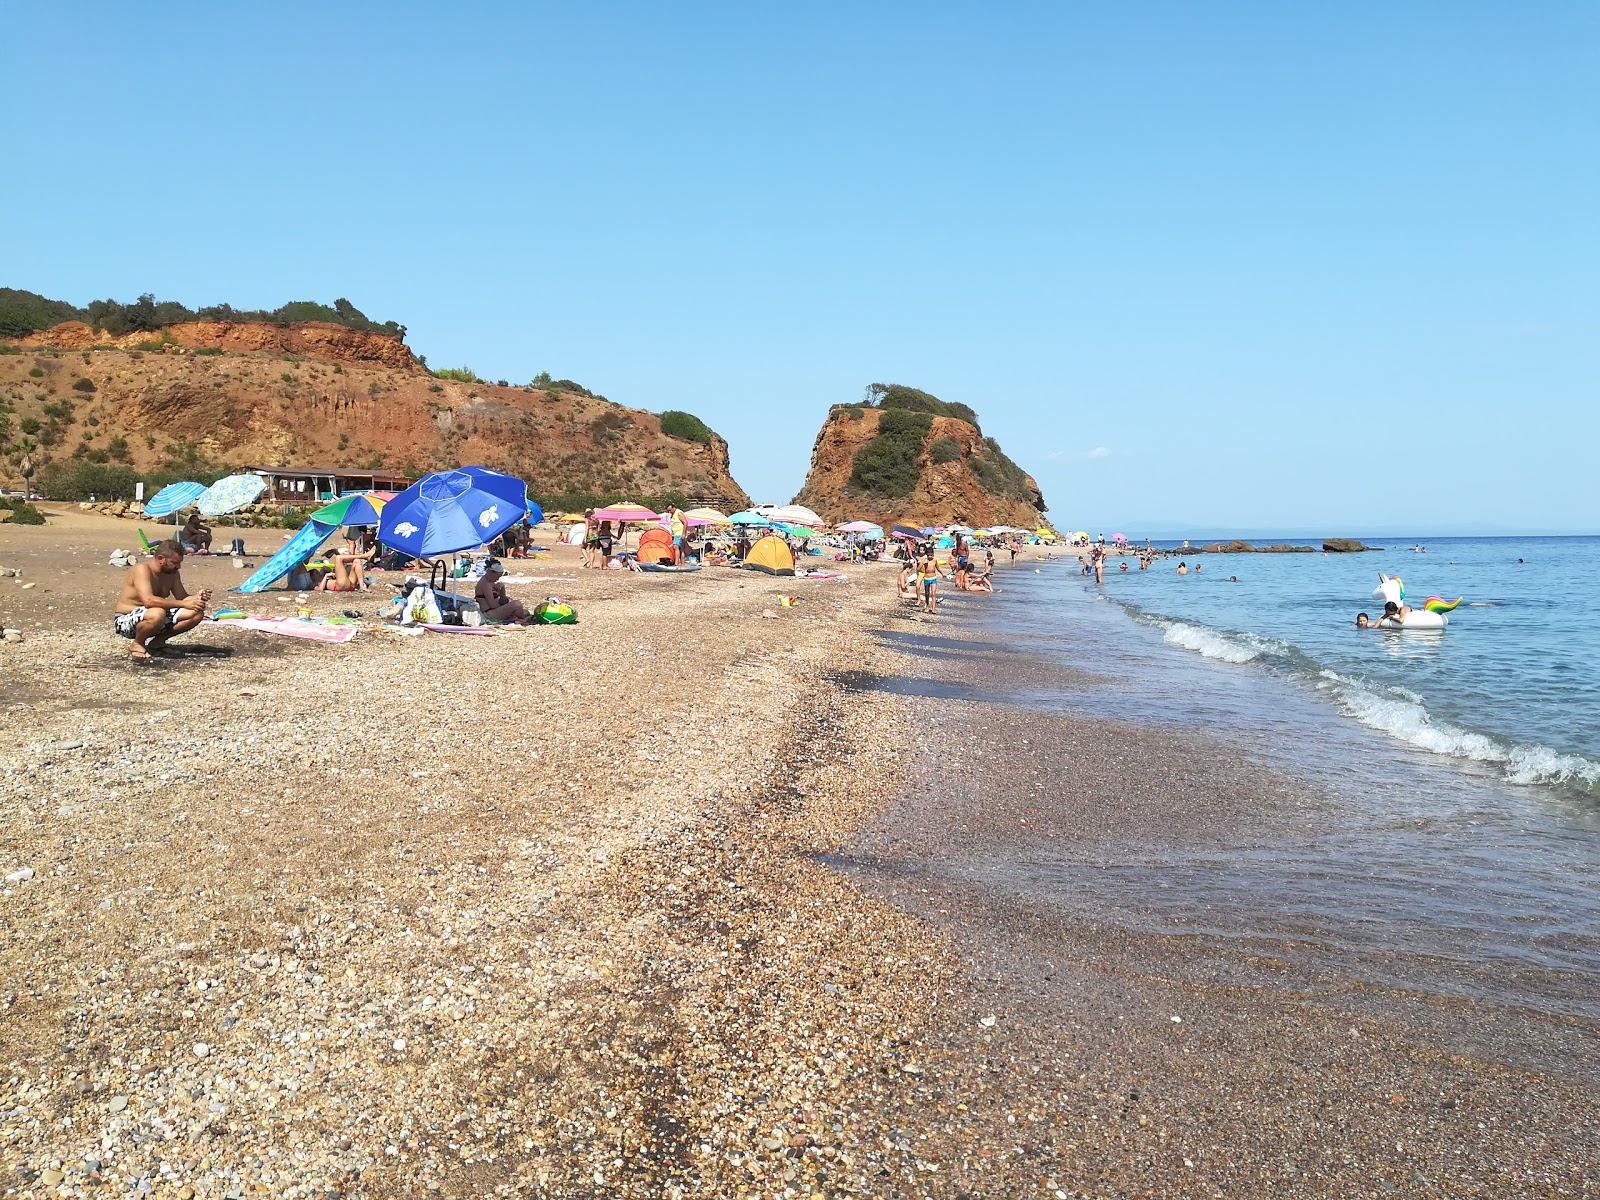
[7, 3, 1596, 533]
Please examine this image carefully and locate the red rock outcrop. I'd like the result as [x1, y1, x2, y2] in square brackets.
[17, 321, 422, 371]
[0, 338, 747, 506]
[794, 406, 1046, 529]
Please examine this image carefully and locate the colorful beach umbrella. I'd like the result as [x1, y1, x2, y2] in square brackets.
[312, 493, 389, 528]
[196, 473, 267, 517]
[379, 466, 529, 558]
[684, 507, 732, 524]
[836, 520, 882, 534]
[590, 503, 660, 523]
[144, 481, 206, 519]
[889, 524, 922, 540]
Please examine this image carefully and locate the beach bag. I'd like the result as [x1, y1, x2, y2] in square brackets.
[533, 599, 577, 625]
[401, 585, 443, 626]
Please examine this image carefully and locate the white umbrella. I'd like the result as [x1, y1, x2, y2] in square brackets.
[768, 504, 823, 526]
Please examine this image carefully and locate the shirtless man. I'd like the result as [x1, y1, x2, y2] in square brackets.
[473, 560, 531, 624]
[114, 539, 209, 660]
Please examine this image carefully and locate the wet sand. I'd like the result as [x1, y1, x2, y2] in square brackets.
[834, 603, 1600, 1197]
[2, 512, 1596, 1197]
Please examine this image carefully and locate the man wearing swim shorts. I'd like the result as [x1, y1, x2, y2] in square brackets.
[113, 539, 209, 660]
[663, 503, 688, 564]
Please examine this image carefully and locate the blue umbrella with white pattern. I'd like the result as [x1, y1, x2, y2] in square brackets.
[378, 466, 528, 558]
[196, 473, 267, 517]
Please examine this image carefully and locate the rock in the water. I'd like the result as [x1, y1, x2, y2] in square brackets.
[1323, 538, 1376, 552]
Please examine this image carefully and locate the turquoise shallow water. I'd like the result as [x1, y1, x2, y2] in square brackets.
[1081, 535, 1600, 796]
[932, 537, 1600, 1029]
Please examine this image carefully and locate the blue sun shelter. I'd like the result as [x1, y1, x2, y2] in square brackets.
[378, 466, 529, 558]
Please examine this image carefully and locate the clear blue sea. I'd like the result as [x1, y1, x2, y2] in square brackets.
[951, 537, 1600, 1027]
[1071, 535, 1600, 796]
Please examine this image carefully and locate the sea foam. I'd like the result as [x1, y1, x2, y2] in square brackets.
[1162, 622, 1261, 664]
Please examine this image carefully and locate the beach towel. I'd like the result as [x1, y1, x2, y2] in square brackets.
[224, 617, 359, 644]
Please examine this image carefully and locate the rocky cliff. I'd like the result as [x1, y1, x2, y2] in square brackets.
[794, 386, 1046, 529]
[0, 324, 748, 508]
[17, 320, 424, 371]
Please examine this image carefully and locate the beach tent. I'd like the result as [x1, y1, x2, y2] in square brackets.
[743, 536, 796, 576]
[237, 518, 337, 593]
[636, 527, 675, 564]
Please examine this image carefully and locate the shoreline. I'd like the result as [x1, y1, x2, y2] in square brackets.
[4, 514, 1597, 1195]
[834, 585, 1600, 1195]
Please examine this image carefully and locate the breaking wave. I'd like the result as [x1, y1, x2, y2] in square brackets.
[1162, 622, 1273, 664]
[1143, 611, 1600, 798]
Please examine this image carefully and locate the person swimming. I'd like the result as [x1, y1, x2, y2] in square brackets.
[1356, 612, 1373, 628]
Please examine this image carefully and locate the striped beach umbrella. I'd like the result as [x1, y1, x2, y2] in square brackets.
[144, 481, 206, 519]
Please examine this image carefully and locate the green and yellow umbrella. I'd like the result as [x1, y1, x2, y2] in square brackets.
[311, 492, 392, 527]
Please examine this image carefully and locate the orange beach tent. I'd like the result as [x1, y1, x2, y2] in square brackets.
[743, 535, 795, 576]
[636, 527, 676, 564]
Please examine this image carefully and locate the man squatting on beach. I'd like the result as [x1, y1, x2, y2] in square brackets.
[113, 539, 210, 660]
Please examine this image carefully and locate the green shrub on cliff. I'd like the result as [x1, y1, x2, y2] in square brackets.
[0, 289, 406, 340]
[970, 436, 1034, 500]
[930, 437, 962, 465]
[660, 410, 712, 444]
[848, 407, 932, 497]
[865, 383, 980, 428]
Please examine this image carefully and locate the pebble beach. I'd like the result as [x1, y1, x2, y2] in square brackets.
[3, 511, 1597, 1198]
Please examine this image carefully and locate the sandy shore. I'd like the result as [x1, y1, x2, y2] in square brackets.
[4, 510, 1595, 1197]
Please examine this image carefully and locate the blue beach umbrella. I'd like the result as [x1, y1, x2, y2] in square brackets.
[197, 473, 268, 517]
[144, 481, 206, 519]
[525, 498, 545, 525]
[379, 466, 528, 558]
[729, 510, 771, 526]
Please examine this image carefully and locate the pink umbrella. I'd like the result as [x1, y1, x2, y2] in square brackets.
[1111, 533, 1128, 542]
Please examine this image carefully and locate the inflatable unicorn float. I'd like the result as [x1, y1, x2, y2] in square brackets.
[1372, 575, 1462, 629]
